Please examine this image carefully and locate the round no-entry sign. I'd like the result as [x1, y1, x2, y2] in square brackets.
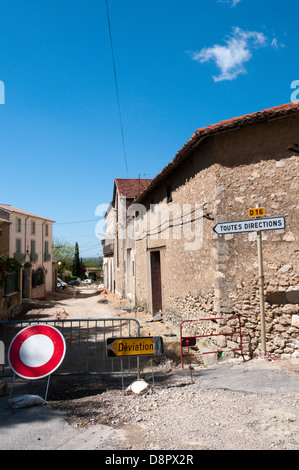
[8, 324, 66, 380]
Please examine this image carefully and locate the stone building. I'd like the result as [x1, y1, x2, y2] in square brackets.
[126, 102, 299, 359]
[102, 178, 152, 302]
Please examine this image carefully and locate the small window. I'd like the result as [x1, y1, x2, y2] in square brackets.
[30, 240, 38, 261]
[45, 224, 49, 237]
[31, 221, 36, 235]
[31, 240, 36, 254]
[16, 239, 22, 253]
[44, 241, 51, 261]
[166, 185, 172, 203]
[17, 218, 21, 232]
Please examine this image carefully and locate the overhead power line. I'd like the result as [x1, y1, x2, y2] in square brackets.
[7, 217, 104, 227]
[105, 0, 129, 178]
[56, 218, 103, 225]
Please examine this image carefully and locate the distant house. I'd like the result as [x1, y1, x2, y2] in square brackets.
[0, 204, 56, 297]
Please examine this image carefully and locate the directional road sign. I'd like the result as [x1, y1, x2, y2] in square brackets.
[8, 324, 66, 380]
[213, 216, 285, 235]
[106, 336, 164, 357]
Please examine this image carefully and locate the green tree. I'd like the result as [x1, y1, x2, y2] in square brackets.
[73, 242, 81, 277]
[80, 258, 86, 279]
[52, 238, 75, 272]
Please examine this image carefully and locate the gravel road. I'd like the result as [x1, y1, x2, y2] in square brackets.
[51, 359, 299, 451]
[1, 285, 299, 451]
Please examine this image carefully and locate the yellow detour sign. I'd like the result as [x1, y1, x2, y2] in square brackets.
[248, 207, 265, 217]
[106, 336, 163, 357]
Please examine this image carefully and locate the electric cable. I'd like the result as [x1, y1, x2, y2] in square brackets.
[105, 0, 129, 178]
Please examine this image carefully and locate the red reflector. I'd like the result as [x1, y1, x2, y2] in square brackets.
[182, 337, 196, 347]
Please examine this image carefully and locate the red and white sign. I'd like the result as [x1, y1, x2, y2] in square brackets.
[8, 324, 66, 380]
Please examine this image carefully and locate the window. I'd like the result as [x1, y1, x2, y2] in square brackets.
[166, 185, 172, 203]
[16, 239, 22, 253]
[31, 221, 36, 235]
[30, 240, 38, 261]
[45, 224, 49, 237]
[44, 241, 51, 261]
[17, 218, 21, 232]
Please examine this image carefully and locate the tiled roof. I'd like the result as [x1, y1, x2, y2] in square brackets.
[0, 204, 55, 222]
[135, 101, 299, 203]
[179, 101, 299, 157]
[114, 178, 153, 199]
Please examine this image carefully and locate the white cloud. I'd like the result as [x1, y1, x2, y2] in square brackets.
[191, 27, 267, 82]
[271, 37, 285, 48]
[218, 0, 241, 7]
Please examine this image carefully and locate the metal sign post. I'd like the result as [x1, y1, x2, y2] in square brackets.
[107, 336, 164, 389]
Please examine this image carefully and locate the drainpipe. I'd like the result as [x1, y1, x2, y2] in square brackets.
[24, 216, 29, 262]
[42, 220, 46, 267]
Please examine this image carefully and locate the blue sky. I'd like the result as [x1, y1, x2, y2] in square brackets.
[0, 0, 297, 257]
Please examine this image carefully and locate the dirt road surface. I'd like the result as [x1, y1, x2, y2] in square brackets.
[1, 284, 299, 451]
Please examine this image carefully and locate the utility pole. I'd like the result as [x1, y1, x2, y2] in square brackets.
[256, 205, 266, 354]
[257, 229, 266, 354]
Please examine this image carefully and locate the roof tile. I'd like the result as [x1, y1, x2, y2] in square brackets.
[114, 178, 153, 199]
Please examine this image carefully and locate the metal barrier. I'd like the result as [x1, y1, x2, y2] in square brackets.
[180, 315, 245, 368]
[0, 317, 141, 378]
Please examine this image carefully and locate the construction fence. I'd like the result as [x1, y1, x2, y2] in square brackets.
[0, 317, 142, 378]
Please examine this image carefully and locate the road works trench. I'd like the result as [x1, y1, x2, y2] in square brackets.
[2, 285, 299, 450]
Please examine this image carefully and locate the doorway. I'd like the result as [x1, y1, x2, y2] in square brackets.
[150, 250, 162, 313]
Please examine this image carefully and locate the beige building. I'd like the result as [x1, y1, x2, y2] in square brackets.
[0, 204, 55, 295]
[105, 102, 299, 359]
[102, 202, 115, 293]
